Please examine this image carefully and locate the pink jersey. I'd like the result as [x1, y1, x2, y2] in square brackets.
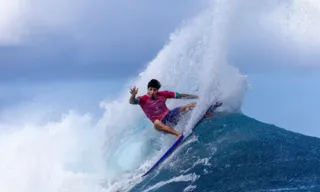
[136, 90, 180, 123]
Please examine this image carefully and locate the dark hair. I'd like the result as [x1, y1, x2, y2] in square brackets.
[147, 79, 161, 89]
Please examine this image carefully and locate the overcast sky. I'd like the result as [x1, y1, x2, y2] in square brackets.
[1, 0, 320, 81]
[0, 0, 207, 82]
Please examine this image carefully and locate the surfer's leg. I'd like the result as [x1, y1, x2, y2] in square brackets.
[180, 102, 197, 112]
[154, 120, 182, 139]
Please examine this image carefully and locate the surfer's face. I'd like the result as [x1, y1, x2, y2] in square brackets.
[148, 87, 158, 99]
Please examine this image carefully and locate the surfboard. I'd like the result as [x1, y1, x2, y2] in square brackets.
[142, 134, 184, 176]
[142, 102, 223, 177]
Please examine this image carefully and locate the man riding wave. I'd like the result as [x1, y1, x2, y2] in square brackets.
[129, 79, 205, 139]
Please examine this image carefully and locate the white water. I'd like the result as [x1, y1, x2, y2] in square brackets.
[262, 0, 320, 50]
[2, 0, 320, 191]
[97, 0, 247, 190]
[0, 111, 107, 192]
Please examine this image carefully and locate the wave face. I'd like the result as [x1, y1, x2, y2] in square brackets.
[101, 0, 247, 189]
[88, 0, 320, 191]
[129, 113, 320, 192]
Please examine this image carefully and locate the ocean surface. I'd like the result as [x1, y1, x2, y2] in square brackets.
[128, 112, 320, 192]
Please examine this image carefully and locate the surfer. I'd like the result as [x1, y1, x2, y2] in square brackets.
[129, 79, 200, 139]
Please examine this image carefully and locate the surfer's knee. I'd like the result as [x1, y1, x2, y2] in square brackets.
[154, 120, 168, 132]
[153, 120, 162, 129]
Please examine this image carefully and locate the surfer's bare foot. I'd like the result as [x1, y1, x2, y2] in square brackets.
[214, 102, 223, 108]
[180, 102, 197, 112]
[176, 133, 183, 140]
[204, 113, 213, 118]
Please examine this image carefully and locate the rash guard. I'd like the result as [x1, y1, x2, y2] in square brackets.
[135, 90, 180, 123]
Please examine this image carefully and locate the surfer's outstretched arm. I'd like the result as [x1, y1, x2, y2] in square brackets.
[178, 93, 199, 99]
[129, 86, 139, 104]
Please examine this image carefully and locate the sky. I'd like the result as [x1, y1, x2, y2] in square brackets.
[0, 0, 206, 81]
[242, 69, 320, 137]
[0, 0, 320, 137]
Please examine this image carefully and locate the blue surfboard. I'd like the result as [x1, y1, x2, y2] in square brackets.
[142, 134, 184, 177]
[142, 102, 223, 177]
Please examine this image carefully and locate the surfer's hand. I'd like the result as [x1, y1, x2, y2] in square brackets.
[130, 86, 138, 96]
